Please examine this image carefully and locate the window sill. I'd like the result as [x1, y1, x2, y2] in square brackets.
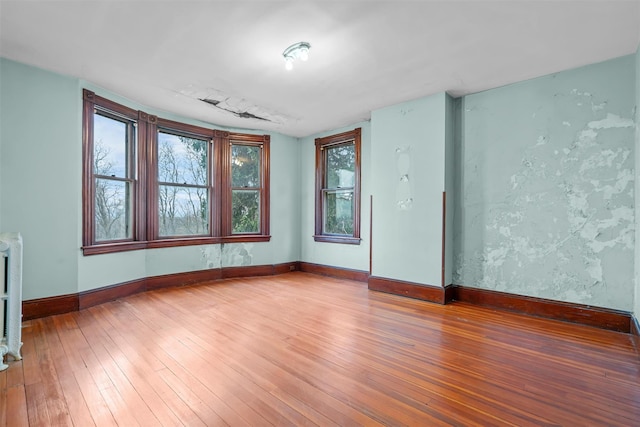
[82, 241, 149, 256]
[313, 235, 361, 245]
[82, 235, 272, 255]
[222, 235, 271, 243]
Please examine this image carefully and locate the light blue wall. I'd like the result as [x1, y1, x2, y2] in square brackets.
[635, 46, 640, 318]
[0, 58, 300, 298]
[75, 87, 301, 293]
[370, 93, 450, 286]
[299, 122, 371, 272]
[454, 55, 636, 311]
[3, 54, 638, 313]
[444, 94, 455, 286]
[0, 58, 81, 299]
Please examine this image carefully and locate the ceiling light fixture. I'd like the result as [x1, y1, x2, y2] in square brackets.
[283, 41, 311, 71]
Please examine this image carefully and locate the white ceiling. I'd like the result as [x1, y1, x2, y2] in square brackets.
[1, 1, 639, 138]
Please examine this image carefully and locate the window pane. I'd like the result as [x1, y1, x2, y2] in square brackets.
[95, 178, 132, 241]
[94, 113, 130, 178]
[326, 144, 355, 188]
[158, 185, 209, 236]
[232, 190, 260, 233]
[232, 145, 261, 188]
[323, 189, 354, 235]
[158, 132, 208, 185]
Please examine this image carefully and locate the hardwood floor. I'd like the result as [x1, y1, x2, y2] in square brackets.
[2, 272, 639, 426]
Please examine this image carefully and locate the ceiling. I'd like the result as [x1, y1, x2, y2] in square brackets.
[1, 1, 639, 138]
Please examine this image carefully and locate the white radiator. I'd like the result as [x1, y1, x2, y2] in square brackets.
[0, 232, 23, 371]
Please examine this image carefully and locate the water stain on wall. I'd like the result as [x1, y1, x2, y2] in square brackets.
[200, 245, 222, 269]
[221, 243, 253, 267]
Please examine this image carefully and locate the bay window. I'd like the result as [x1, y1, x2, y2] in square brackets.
[82, 89, 270, 255]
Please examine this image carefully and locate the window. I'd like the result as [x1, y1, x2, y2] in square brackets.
[153, 120, 214, 240]
[314, 128, 361, 244]
[222, 134, 270, 241]
[82, 90, 270, 255]
[82, 90, 144, 252]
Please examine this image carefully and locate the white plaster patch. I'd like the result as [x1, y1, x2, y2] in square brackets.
[587, 113, 634, 130]
[579, 149, 620, 174]
[221, 243, 254, 266]
[535, 136, 548, 146]
[584, 257, 603, 284]
[576, 129, 598, 147]
[200, 246, 220, 269]
[596, 169, 633, 200]
[395, 146, 413, 210]
[486, 246, 509, 267]
[562, 288, 593, 302]
[617, 149, 631, 169]
[510, 175, 519, 190]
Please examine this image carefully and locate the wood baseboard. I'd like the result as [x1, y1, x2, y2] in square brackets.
[631, 315, 640, 336]
[146, 268, 224, 291]
[79, 278, 147, 310]
[222, 264, 294, 279]
[21, 259, 637, 336]
[298, 262, 368, 282]
[23, 262, 298, 320]
[368, 276, 445, 304]
[22, 293, 79, 320]
[450, 285, 632, 333]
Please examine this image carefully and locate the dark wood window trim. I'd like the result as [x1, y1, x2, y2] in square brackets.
[222, 133, 271, 242]
[152, 118, 217, 240]
[82, 89, 145, 254]
[82, 90, 271, 255]
[314, 128, 361, 245]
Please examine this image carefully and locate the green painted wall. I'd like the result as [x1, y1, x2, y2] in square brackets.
[299, 122, 371, 272]
[0, 58, 81, 299]
[454, 55, 636, 311]
[370, 93, 451, 286]
[0, 58, 300, 298]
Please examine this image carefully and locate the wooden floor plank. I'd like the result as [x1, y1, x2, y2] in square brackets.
[0, 367, 6, 426]
[6, 385, 29, 427]
[3, 272, 640, 426]
[40, 317, 96, 427]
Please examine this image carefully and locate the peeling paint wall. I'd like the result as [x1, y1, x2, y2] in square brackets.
[454, 56, 635, 311]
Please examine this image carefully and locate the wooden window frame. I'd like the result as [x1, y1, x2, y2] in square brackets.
[146, 118, 222, 249]
[82, 89, 148, 255]
[222, 133, 271, 243]
[81, 90, 271, 255]
[314, 128, 361, 245]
